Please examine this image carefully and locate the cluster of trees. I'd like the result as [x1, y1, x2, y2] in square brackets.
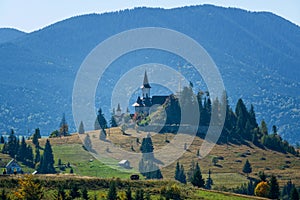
[232, 171, 299, 199]
[138, 134, 163, 179]
[50, 114, 70, 138]
[1, 130, 34, 167]
[1, 128, 56, 174]
[162, 86, 298, 155]
[175, 160, 213, 190]
[107, 180, 150, 200]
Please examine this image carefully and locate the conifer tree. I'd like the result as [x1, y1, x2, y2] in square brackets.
[95, 108, 108, 130]
[59, 113, 69, 136]
[126, 186, 132, 200]
[191, 162, 205, 188]
[107, 180, 117, 200]
[290, 187, 299, 200]
[179, 164, 187, 184]
[6, 129, 19, 158]
[0, 136, 4, 144]
[110, 116, 118, 127]
[242, 159, 252, 177]
[35, 147, 40, 165]
[205, 170, 213, 189]
[38, 140, 55, 174]
[175, 162, 180, 182]
[140, 134, 154, 160]
[78, 121, 85, 134]
[70, 184, 80, 199]
[81, 187, 89, 200]
[32, 128, 41, 147]
[17, 136, 27, 161]
[268, 175, 280, 199]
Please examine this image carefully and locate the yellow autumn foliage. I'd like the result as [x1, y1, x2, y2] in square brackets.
[254, 181, 270, 197]
[15, 175, 44, 200]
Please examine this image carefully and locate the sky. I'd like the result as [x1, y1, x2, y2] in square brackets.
[0, 0, 299, 33]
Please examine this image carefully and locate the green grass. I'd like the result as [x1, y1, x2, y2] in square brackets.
[195, 189, 266, 200]
[52, 143, 138, 179]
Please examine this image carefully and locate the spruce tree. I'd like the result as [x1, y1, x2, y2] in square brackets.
[290, 187, 299, 200]
[125, 186, 132, 200]
[81, 187, 89, 200]
[205, 170, 213, 189]
[95, 108, 108, 130]
[110, 116, 118, 127]
[242, 159, 252, 177]
[107, 180, 117, 200]
[35, 147, 40, 164]
[32, 128, 41, 147]
[70, 184, 80, 199]
[175, 162, 180, 182]
[191, 162, 205, 188]
[17, 136, 27, 161]
[179, 164, 187, 184]
[38, 139, 55, 174]
[140, 134, 154, 160]
[59, 113, 69, 136]
[269, 175, 280, 199]
[0, 136, 4, 144]
[7, 129, 19, 158]
[78, 121, 85, 134]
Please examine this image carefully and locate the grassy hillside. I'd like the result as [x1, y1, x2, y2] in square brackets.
[1, 128, 299, 190]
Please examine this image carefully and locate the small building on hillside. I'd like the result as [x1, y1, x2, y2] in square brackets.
[118, 160, 130, 168]
[5, 159, 22, 174]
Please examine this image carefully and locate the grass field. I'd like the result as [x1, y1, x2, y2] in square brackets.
[1, 127, 299, 191]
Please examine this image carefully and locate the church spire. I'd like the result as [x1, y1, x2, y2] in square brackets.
[142, 70, 151, 89]
[141, 70, 151, 98]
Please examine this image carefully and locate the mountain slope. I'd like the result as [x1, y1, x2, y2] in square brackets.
[0, 5, 299, 142]
[0, 28, 26, 44]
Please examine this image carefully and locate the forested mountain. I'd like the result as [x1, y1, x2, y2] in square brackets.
[0, 5, 299, 143]
[0, 28, 26, 44]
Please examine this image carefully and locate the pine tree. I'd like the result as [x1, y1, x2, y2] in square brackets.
[260, 120, 268, 135]
[70, 184, 80, 199]
[35, 147, 40, 165]
[59, 113, 69, 136]
[17, 136, 27, 161]
[78, 121, 85, 134]
[57, 186, 66, 200]
[290, 187, 299, 200]
[134, 189, 144, 200]
[32, 128, 41, 147]
[175, 162, 180, 182]
[110, 116, 118, 127]
[7, 129, 19, 158]
[140, 134, 154, 160]
[242, 159, 252, 177]
[125, 186, 132, 200]
[107, 180, 117, 200]
[179, 164, 186, 184]
[282, 179, 294, 200]
[191, 162, 205, 188]
[205, 170, 213, 190]
[0, 189, 8, 200]
[81, 187, 89, 200]
[268, 175, 280, 199]
[38, 139, 55, 174]
[258, 171, 267, 182]
[95, 108, 108, 130]
[0, 136, 4, 144]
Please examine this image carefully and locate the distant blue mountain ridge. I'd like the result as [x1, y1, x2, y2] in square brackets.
[0, 5, 299, 143]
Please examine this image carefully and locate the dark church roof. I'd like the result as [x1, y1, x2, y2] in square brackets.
[152, 96, 169, 105]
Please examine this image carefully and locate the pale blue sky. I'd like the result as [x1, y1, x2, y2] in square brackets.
[1, 0, 299, 32]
